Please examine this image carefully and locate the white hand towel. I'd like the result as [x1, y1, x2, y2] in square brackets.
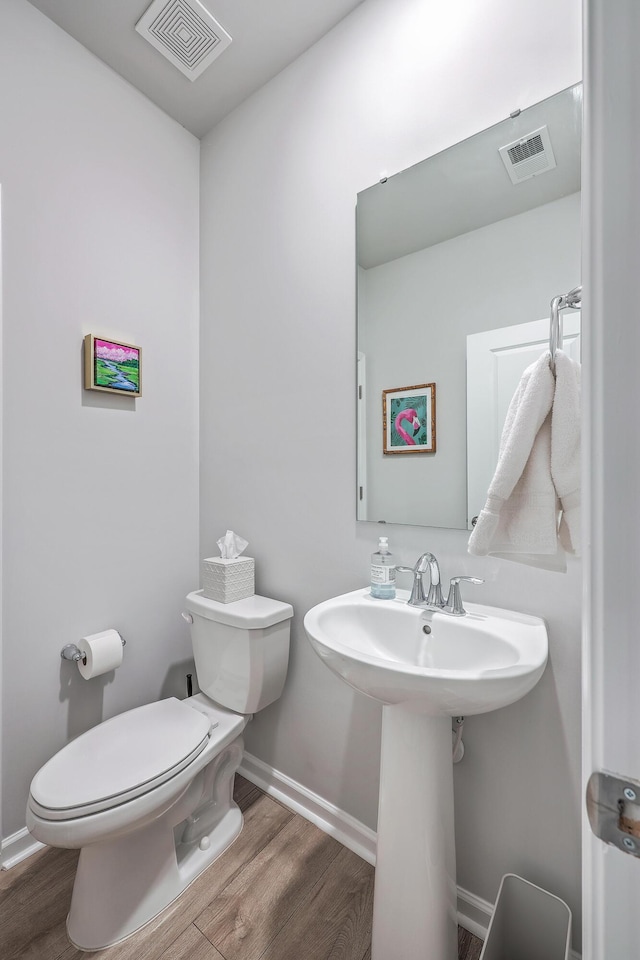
[551, 350, 581, 555]
[468, 349, 581, 571]
[468, 351, 564, 570]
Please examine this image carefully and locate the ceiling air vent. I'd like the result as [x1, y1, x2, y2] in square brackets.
[499, 125, 557, 184]
[135, 0, 232, 81]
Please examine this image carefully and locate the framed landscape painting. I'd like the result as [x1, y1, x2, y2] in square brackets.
[382, 382, 436, 454]
[84, 335, 141, 397]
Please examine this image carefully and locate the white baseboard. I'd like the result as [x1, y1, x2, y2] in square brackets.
[1, 827, 45, 871]
[239, 752, 377, 865]
[239, 753, 582, 959]
[456, 885, 492, 940]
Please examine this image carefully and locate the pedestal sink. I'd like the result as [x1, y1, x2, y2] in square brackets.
[303, 588, 548, 960]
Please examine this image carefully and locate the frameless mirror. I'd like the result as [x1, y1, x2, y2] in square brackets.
[356, 84, 582, 528]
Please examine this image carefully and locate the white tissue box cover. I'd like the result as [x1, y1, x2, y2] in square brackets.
[202, 557, 255, 603]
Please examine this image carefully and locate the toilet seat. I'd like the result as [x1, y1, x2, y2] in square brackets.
[29, 698, 214, 821]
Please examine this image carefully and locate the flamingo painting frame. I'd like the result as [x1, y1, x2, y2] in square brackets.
[84, 335, 142, 397]
[382, 382, 436, 454]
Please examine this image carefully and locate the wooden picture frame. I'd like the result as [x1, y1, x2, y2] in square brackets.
[382, 382, 436, 454]
[84, 335, 141, 397]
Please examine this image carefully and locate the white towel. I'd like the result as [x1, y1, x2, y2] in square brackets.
[552, 350, 581, 554]
[468, 349, 581, 571]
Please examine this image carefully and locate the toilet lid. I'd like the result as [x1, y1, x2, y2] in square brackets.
[30, 698, 212, 818]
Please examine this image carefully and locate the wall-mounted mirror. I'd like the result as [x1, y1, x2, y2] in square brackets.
[356, 84, 582, 528]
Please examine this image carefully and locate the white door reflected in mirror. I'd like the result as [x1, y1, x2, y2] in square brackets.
[466, 313, 581, 529]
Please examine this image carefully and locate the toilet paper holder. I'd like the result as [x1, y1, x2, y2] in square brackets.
[61, 638, 126, 665]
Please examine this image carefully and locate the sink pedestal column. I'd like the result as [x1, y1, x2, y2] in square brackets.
[371, 706, 457, 960]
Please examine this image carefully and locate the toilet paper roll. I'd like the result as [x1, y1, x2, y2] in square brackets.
[77, 629, 124, 679]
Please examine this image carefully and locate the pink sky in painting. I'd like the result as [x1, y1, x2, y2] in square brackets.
[95, 339, 138, 363]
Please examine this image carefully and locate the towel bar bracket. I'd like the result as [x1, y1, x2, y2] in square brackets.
[549, 283, 582, 372]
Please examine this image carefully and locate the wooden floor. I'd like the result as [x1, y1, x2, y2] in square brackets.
[1, 776, 483, 960]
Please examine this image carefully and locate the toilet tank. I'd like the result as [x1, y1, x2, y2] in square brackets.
[184, 591, 293, 714]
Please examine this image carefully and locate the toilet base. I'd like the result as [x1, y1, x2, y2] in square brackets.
[67, 737, 243, 950]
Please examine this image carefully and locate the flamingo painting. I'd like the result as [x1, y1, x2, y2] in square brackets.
[394, 408, 421, 445]
[382, 382, 436, 454]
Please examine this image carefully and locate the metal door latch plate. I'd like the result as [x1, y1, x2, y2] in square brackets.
[587, 771, 640, 857]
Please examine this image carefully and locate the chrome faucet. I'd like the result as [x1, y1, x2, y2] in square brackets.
[396, 552, 444, 608]
[397, 555, 484, 615]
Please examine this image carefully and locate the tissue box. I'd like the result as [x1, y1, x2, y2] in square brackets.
[202, 557, 255, 603]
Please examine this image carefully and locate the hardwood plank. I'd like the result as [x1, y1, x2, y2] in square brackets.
[159, 925, 225, 960]
[0, 846, 79, 960]
[195, 815, 342, 960]
[0, 845, 77, 900]
[60, 926, 225, 960]
[20, 793, 293, 960]
[458, 925, 484, 960]
[57, 924, 482, 960]
[233, 774, 264, 813]
[0, 844, 51, 893]
[58, 947, 82, 960]
[257, 846, 375, 960]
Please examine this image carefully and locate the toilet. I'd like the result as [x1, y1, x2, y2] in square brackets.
[26, 590, 293, 951]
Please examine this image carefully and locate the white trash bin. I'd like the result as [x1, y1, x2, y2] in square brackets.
[480, 874, 572, 960]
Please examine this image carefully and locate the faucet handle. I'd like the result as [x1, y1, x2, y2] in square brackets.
[395, 565, 426, 605]
[444, 577, 484, 616]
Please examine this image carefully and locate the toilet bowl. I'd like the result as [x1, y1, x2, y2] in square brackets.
[26, 591, 293, 951]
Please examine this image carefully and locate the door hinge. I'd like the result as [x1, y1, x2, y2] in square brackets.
[587, 771, 640, 857]
[358, 385, 362, 400]
[359, 486, 364, 501]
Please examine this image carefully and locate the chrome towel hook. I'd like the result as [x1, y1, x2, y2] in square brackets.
[549, 284, 582, 373]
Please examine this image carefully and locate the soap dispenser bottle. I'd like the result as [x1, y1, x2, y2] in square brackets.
[370, 537, 396, 599]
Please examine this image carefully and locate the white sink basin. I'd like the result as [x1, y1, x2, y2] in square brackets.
[304, 587, 548, 715]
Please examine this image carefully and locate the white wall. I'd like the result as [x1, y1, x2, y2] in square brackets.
[200, 0, 583, 947]
[360, 194, 581, 526]
[0, 0, 200, 841]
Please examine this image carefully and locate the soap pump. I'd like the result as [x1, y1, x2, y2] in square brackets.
[370, 537, 396, 600]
